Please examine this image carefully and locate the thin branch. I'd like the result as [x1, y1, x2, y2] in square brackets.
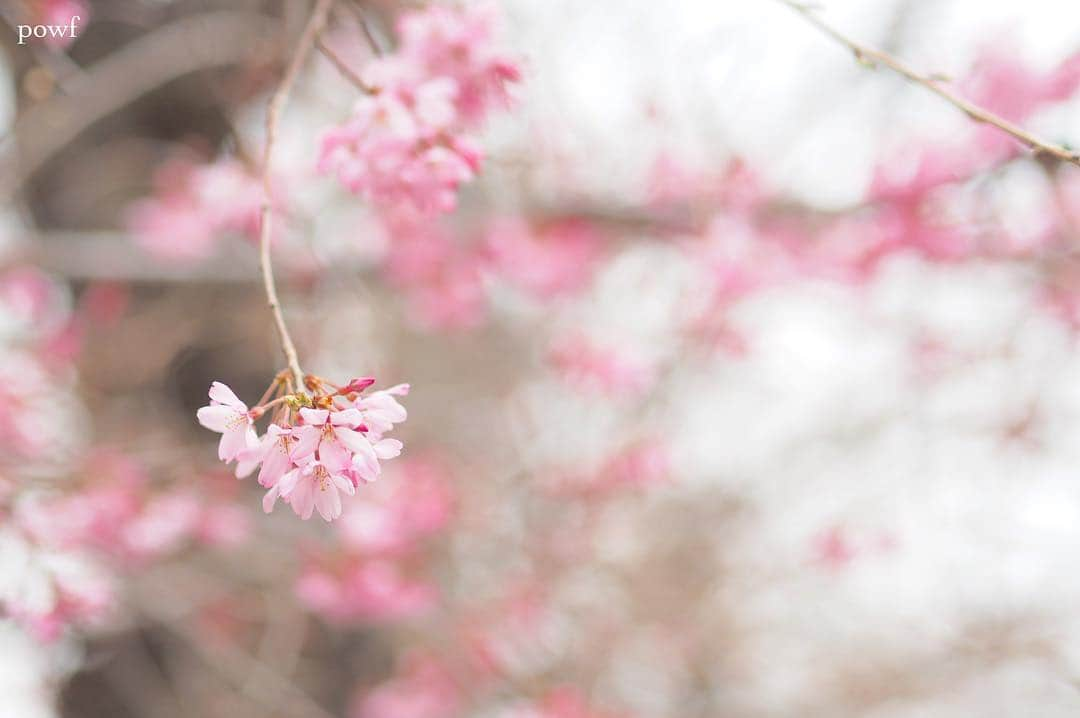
[315, 35, 376, 93]
[7, 11, 279, 193]
[344, 0, 385, 57]
[777, 0, 1080, 167]
[259, 0, 335, 391]
[149, 616, 337, 718]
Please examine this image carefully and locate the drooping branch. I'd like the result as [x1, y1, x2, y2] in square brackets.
[777, 0, 1080, 167]
[315, 35, 377, 94]
[344, 0, 386, 57]
[258, 0, 335, 392]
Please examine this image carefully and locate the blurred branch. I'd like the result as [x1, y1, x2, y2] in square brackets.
[148, 615, 336, 718]
[316, 35, 377, 93]
[343, 1, 386, 57]
[29, 232, 261, 281]
[103, 630, 187, 718]
[8, 10, 279, 193]
[777, 0, 1080, 167]
[258, 0, 334, 391]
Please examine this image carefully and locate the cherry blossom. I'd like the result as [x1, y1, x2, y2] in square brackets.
[196, 382, 258, 463]
[128, 157, 264, 262]
[318, 4, 520, 213]
[548, 333, 657, 396]
[196, 374, 408, 522]
[351, 654, 460, 718]
[485, 218, 604, 299]
[296, 558, 437, 623]
[337, 458, 455, 556]
[13, 451, 250, 566]
[278, 455, 356, 522]
[395, 3, 520, 124]
[502, 688, 628, 718]
[352, 383, 410, 439]
[0, 528, 112, 642]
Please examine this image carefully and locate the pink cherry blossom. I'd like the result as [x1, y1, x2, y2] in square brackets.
[0, 266, 68, 331]
[197, 376, 407, 522]
[196, 502, 252, 548]
[79, 282, 129, 327]
[128, 157, 265, 262]
[277, 456, 355, 521]
[318, 89, 481, 214]
[120, 492, 201, 559]
[378, 217, 490, 331]
[395, 3, 521, 124]
[318, 4, 519, 214]
[337, 458, 455, 556]
[297, 558, 437, 623]
[196, 382, 258, 463]
[810, 524, 899, 571]
[0, 528, 113, 641]
[14, 451, 248, 566]
[0, 352, 77, 462]
[128, 188, 217, 262]
[504, 688, 628, 718]
[406, 258, 489, 331]
[350, 655, 460, 718]
[648, 154, 765, 214]
[485, 218, 604, 299]
[353, 383, 410, 439]
[548, 333, 657, 396]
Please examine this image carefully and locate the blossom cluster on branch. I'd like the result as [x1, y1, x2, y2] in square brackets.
[319, 4, 520, 214]
[198, 377, 408, 522]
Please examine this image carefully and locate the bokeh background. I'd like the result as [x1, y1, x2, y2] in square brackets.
[3, 0, 1080, 716]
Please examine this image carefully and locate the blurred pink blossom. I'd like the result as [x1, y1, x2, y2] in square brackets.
[548, 333, 657, 396]
[485, 219, 604, 299]
[351, 655, 461, 718]
[319, 3, 519, 213]
[128, 157, 264, 262]
[296, 558, 437, 623]
[337, 458, 455, 556]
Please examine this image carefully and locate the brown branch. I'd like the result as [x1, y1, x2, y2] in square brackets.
[778, 0, 1080, 167]
[149, 616, 337, 718]
[343, 0, 385, 57]
[7, 11, 279, 193]
[259, 0, 334, 392]
[315, 35, 376, 93]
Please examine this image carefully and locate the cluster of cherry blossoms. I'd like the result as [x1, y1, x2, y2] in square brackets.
[376, 214, 609, 332]
[127, 155, 265, 263]
[319, 4, 520, 214]
[0, 267, 127, 466]
[0, 524, 112, 643]
[297, 457, 454, 623]
[0, 450, 247, 641]
[197, 374, 408, 522]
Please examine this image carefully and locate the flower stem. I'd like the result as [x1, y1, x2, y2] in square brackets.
[258, 0, 334, 393]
